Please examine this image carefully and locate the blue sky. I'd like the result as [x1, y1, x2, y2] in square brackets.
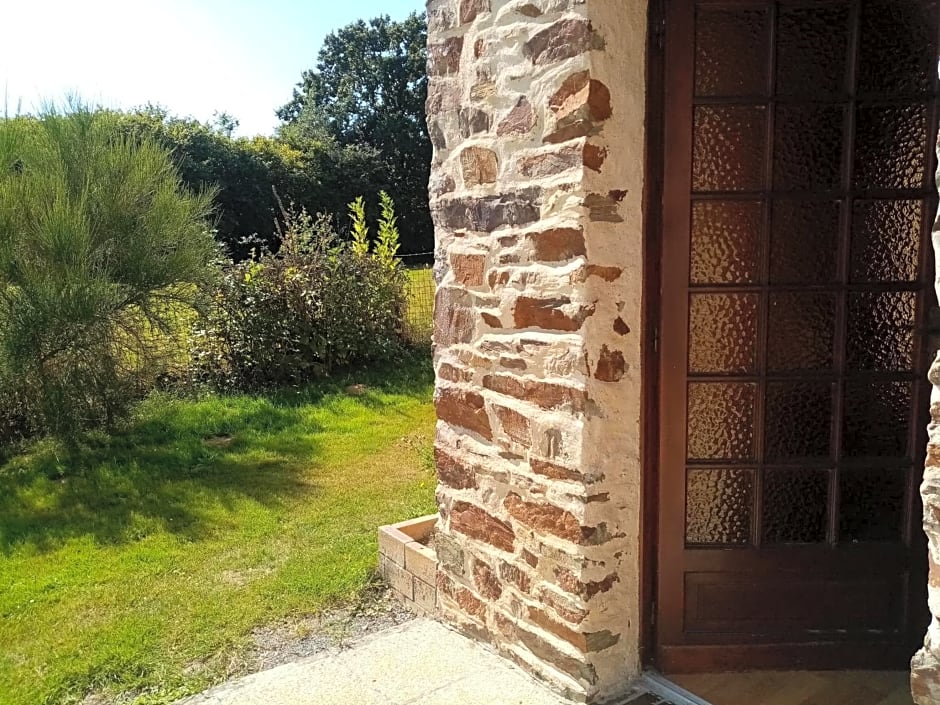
[3, 0, 425, 136]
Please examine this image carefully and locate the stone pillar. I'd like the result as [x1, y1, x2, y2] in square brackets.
[426, 0, 648, 702]
[912, 351, 940, 703]
[912, 197, 940, 700]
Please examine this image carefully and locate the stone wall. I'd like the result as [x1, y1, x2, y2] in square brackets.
[426, 0, 648, 701]
[912, 152, 940, 701]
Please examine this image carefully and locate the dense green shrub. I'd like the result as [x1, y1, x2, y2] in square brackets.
[189, 195, 407, 389]
[0, 106, 218, 440]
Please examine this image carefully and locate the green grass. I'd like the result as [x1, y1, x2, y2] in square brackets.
[0, 358, 437, 705]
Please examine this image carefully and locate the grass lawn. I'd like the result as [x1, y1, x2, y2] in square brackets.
[0, 358, 436, 705]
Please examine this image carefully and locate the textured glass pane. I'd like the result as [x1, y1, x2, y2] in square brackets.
[762, 469, 830, 544]
[842, 381, 912, 458]
[767, 293, 836, 371]
[776, 4, 850, 96]
[846, 291, 916, 371]
[851, 200, 923, 283]
[769, 200, 841, 284]
[686, 468, 753, 545]
[839, 468, 907, 542]
[688, 383, 757, 461]
[695, 8, 769, 97]
[854, 104, 928, 190]
[858, 0, 939, 96]
[773, 105, 845, 190]
[765, 382, 833, 459]
[690, 201, 762, 284]
[689, 294, 759, 374]
[693, 106, 767, 192]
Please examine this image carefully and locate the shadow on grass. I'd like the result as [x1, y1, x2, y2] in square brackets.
[0, 354, 433, 556]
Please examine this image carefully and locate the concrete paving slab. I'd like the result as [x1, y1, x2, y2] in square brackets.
[178, 618, 574, 705]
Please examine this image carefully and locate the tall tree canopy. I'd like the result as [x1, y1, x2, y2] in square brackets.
[278, 13, 432, 255]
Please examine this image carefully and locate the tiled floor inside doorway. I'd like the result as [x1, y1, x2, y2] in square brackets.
[669, 671, 912, 705]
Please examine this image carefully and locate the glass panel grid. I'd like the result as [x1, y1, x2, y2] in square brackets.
[683, 0, 934, 550]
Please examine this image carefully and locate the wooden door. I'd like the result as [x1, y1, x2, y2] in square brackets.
[657, 0, 940, 672]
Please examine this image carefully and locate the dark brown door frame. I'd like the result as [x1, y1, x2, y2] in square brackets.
[639, 0, 667, 668]
[639, 0, 938, 672]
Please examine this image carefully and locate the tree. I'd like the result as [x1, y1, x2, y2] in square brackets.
[0, 106, 218, 438]
[277, 13, 432, 255]
[112, 107, 309, 259]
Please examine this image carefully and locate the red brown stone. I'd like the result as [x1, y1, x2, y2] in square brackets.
[429, 37, 464, 76]
[544, 71, 613, 144]
[513, 296, 595, 331]
[504, 493, 582, 543]
[451, 252, 486, 287]
[437, 361, 472, 383]
[514, 622, 599, 685]
[526, 227, 586, 261]
[483, 373, 587, 412]
[497, 97, 537, 136]
[459, 0, 490, 24]
[480, 311, 502, 328]
[435, 447, 479, 490]
[549, 71, 612, 122]
[583, 192, 624, 222]
[523, 19, 601, 66]
[460, 147, 498, 187]
[434, 286, 475, 346]
[526, 607, 620, 653]
[613, 317, 630, 335]
[450, 501, 516, 552]
[582, 143, 608, 172]
[492, 404, 531, 445]
[571, 264, 622, 283]
[529, 457, 584, 482]
[473, 561, 503, 601]
[455, 587, 487, 619]
[517, 144, 582, 178]
[554, 568, 620, 599]
[435, 387, 492, 438]
[539, 589, 588, 625]
[594, 344, 626, 382]
[499, 561, 532, 593]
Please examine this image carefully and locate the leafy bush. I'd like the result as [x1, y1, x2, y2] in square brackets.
[189, 194, 407, 389]
[0, 106, 218, 441]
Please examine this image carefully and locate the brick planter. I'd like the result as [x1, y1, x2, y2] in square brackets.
[378, 515, 439, 615]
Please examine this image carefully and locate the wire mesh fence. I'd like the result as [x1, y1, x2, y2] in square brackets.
[399, 253, 435, 346]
